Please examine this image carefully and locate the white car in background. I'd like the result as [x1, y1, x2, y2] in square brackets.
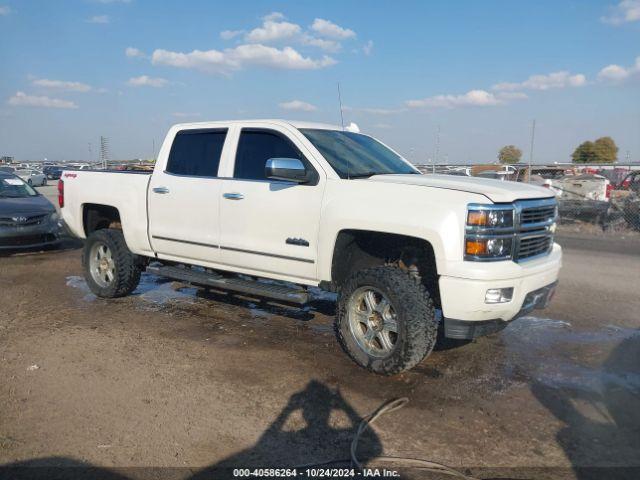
[15, 169, 47, 186]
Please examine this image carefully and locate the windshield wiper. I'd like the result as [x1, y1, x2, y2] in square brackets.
[347, 171, 380, 179]
[348, 170, 419, 179]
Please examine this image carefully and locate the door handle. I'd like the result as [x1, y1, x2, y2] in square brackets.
[152, 187, 170, 194]
[223, 192, 244, 200]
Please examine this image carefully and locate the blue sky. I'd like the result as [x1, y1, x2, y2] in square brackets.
[0, 0, 638, 164]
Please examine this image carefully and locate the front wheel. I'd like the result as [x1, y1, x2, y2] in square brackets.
[335, 266, 439, 375]
[83, 229, 142, 298]
[42, 178, 47, 186]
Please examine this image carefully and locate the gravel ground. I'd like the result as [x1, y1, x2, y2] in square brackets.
[0, 232, 639, 480]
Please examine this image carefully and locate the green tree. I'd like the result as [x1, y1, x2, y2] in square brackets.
[498, 145, 522, 164]
[594, 136, 618, 163]
[571, 141, 597, 163]
[572, 137, 618, 163]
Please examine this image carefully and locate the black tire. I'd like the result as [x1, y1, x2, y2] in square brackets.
[42, 178, 47, 186]
[82, 228, 141, 298]
[27, 179, 32, 186]
[335, 266, 439, 375]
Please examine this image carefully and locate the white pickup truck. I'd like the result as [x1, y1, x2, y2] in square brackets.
[60, 119, 561, 374]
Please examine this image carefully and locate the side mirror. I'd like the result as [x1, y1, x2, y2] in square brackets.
[265, 158, 308, 183]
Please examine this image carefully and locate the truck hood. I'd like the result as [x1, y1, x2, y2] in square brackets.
[367, 174, 555, 203]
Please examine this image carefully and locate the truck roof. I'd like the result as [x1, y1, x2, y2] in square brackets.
[171, 119, 343, 131]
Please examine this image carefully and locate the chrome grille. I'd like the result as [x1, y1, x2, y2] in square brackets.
[514, 198, 557, 262]
[517, 234, 553, 260]
[521, 205, 556, 227]
[0, 214, 48, 227]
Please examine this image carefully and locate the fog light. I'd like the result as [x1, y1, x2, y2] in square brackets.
[485, 287, 514, 304]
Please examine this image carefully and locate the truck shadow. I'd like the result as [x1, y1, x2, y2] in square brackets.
[191, 380, 382, 478]
[0, 380, 382, 480]
[530, 330, 640, 480]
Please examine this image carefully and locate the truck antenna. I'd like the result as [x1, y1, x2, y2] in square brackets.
[337, 82, 350, 179]
[337, 82, 345, 131]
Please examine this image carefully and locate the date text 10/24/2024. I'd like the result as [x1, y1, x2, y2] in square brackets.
[232, 468, 401, 478]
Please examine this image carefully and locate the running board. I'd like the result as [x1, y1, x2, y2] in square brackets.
[146, 264, 309, 305]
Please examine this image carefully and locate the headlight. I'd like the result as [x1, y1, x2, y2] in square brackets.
[465, 236, 513, 259]
[465, 204, 515, 261]
[467, 207, 513, 229]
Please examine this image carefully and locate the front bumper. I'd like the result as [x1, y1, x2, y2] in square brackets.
[439, 244, 561, 339]
[443, 281, 557, 339]
[0, 222, 62, 250]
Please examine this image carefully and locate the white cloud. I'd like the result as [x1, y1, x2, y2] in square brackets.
[87, 15, 109, 24]
[8, 91, 78, 109]
[310, 18, 356, 39]
[363, 40, 374, 56]
[31, 78, 92, 92]
[220, 29, 243, 40]
[598, 64, 631, 81]
[492, 71, 586, 91]
[597, 56, 640, 82]
[263, 12, 285, 22]
[127, 75, 168, 87]
[245, 19, 301, 43]
[301, 34, 341, 52]
[152, 44, 336, 74]
[125, 47, 145, 58]
[0, 5, 11, 15]
[278, 100, 317, 112]
[601, 0, 640, 25]
[406, 90, 501, 109]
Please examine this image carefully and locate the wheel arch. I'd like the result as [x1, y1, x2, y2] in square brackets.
[327, 229, 440, 307]
[82, 203, 122, 237]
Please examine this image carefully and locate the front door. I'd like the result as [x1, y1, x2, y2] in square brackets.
[218, 128, 325, 282]
[148, 128, 228, 263]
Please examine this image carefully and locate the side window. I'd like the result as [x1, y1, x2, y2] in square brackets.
[234, 130, 302, 181]
[166, 129, 227, 177]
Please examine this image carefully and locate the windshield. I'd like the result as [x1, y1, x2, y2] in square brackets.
[300, 129, 418, 179]
[0, 176, 38, 198]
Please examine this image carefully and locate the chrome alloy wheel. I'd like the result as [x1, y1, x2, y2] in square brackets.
[89, 242, 116, 288]
[347, 287, 399, 358]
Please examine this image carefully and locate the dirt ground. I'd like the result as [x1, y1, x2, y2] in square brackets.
[0, 235, 639, 480]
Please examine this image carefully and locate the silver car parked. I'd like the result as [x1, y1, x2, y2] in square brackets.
[15, 169, 47, 186]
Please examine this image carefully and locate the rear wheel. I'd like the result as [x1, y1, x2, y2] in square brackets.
[42, 178, 47, 186]
[83, 229, 141, 298]
[335, 266, 439, 375]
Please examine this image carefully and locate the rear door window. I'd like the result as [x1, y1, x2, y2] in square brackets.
[166, 129, 228, 177]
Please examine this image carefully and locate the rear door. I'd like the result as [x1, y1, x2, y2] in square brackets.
[148, 128, 229, 263]
[218, 127, 325, 282]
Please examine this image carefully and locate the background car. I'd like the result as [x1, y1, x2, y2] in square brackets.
[15, 169, 47, 186]
[43, 165, 64, 180]
[0, 166, 16, 174]
[0, 172, 61, 250]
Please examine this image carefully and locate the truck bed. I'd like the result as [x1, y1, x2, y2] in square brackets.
[60, 170, 154, 255]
